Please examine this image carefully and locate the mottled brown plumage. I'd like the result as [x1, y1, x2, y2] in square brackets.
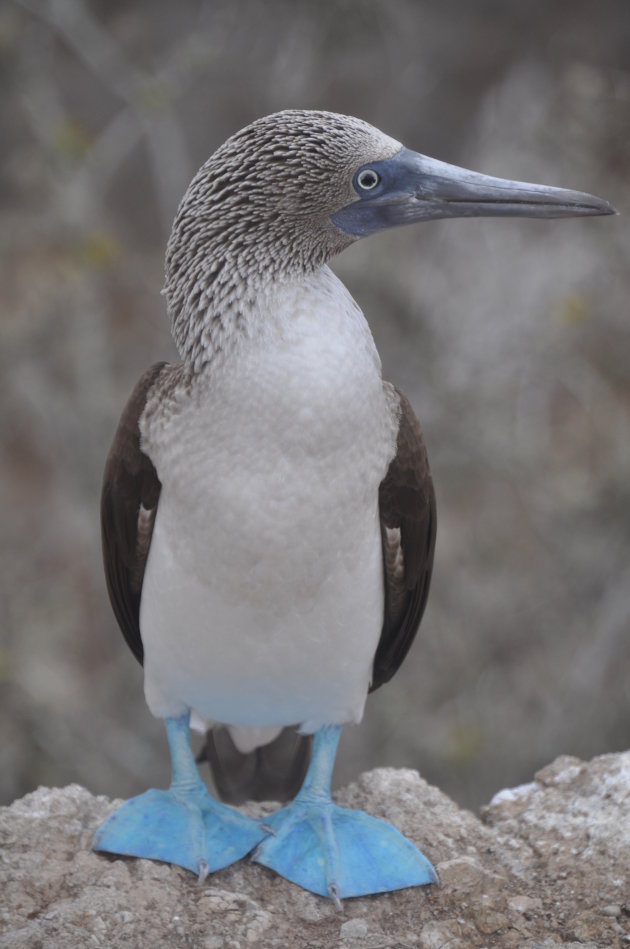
[164, 111, 399, 370]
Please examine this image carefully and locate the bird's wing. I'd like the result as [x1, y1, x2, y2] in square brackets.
[100, 362, 168, 665]
[371, 386, 437, 691]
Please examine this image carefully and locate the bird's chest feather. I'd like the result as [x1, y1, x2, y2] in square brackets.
[141, 270, 397, 602]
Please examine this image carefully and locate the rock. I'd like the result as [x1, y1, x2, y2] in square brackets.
[507, 894, 542, 915]
[0, 751, 628, 948]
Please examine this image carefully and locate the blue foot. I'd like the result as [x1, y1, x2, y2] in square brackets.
[253, 796, 437, 900]
[94, 785, 265, 875]
[93, 713, 265, 876]
[252, 725, 437, 901]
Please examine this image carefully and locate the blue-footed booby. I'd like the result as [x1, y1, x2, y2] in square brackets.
[94, 110, 614, 902]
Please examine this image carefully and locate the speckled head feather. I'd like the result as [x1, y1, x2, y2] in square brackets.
[165, 110, 401, 368]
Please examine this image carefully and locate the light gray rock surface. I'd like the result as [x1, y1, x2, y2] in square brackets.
[1, 752, 628, 948]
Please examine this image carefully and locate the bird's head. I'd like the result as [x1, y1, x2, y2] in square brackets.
[166, 111, 402, 286]
[165, 109, 614, 365]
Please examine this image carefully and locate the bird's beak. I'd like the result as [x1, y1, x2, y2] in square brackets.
[331, 147, 617, 237]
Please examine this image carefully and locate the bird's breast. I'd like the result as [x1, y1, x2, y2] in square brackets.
[138, 269, 399, 726]
[142, 268, 398, 596]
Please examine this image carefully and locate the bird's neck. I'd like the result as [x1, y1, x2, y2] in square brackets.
[163, 199, 357, 376]
[163, 198, 355, 373]
[167, 263, 306, 373]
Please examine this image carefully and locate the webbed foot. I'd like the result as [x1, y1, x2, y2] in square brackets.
[94, 784, 265, 874]
[253, 795, 436, 899]
[93, 714, 265, 875]
[252, 723, 437, 901]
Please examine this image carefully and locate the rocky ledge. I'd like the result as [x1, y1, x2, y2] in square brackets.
[1, 751, 629, 948]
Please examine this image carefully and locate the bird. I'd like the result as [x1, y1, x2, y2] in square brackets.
[93, 110, 614, 903]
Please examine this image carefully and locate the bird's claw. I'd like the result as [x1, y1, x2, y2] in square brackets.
[328, 882, 343, 912]
[197, 859, 210, 885]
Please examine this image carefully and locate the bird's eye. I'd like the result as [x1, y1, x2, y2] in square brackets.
[356, 168, 380, 191]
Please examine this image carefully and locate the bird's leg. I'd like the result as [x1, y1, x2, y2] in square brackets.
[253, 725, 437, 902]
[93, 712, 265, 875]
[293, 724, 341, 803]
[166, 713, 208, 792]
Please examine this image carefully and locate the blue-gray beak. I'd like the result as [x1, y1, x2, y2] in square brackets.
[331, 147, 616, 237]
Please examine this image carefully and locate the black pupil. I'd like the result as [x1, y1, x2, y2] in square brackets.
[360, 170, 378, 188]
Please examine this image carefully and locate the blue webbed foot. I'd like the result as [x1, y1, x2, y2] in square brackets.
[92, 714, 265, 876]
[253, 796, 436, 900]
[94, 785, 265, 875]
[252, 726, 436, 901]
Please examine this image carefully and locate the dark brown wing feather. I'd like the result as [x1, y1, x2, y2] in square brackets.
[101, 363, 167, 665]
[371, 386, 437, 691]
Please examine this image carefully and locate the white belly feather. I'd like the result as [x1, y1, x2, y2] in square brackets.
[139, 268, 398, 737]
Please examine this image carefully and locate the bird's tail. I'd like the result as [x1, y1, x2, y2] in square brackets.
[197, 726, 313, 804]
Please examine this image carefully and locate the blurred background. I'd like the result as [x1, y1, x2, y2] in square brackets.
[1, 0, 629, 812]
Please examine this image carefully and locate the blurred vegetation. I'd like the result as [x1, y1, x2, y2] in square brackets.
[1, 0, 629, 810]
